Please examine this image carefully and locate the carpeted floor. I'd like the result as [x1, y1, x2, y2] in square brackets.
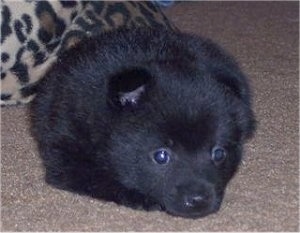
[1, 2, 299, 231]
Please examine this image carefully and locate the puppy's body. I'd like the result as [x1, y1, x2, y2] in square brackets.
[31, 28, 255, 218]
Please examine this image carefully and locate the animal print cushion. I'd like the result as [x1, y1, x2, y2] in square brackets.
[1, 1, 175, 105]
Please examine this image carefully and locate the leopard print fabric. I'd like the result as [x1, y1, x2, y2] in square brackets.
[1, 1, 175, 105]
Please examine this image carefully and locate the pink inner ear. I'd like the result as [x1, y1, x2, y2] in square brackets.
[119, 86, 145, 106]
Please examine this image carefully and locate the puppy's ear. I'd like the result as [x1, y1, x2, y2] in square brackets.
[107, 68, 152, 110]
[118, 85, 145, 107]
[213, 69, 256, 141]
[213, 69, 249, 102]
[237, 102, 257, 141]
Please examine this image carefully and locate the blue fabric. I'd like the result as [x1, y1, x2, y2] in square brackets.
[152, 0, 175, 7]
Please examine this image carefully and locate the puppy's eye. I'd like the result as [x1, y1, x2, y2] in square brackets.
[153, 148, 171, 165]
[211, 146, 226, 164]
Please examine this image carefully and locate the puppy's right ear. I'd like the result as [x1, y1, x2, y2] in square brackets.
[107, 68, 153, 110]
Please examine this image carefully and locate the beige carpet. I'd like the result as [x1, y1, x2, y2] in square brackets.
[1, 1, 299, 231]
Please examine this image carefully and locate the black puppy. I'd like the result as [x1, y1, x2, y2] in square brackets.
[30, 28, 256, 218]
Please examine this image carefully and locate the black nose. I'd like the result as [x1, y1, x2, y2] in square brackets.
[183, 194, 209, 208]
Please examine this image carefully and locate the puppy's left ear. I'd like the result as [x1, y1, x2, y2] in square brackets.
[236, 100, 257, 141]
[215, 70, 256, 141]
[213, 68, 250, 104]
[107, 68, 153, 110]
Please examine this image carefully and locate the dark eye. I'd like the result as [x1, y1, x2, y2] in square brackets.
[211, 146, 226, 164]
[153, 148, 171, 165]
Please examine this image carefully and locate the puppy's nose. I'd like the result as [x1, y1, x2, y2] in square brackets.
[183, 194, 209, 208]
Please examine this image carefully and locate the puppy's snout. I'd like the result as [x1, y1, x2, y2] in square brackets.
[183, 193, 210, 208]
[162, 179, 220, 218]
[168, 181, 217, 217]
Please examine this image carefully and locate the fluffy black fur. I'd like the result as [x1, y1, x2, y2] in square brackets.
[30, 28, 256, 218]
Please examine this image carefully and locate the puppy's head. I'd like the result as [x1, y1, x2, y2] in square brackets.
[63, 28, 256, 218]
[105, 49, 255, 218]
